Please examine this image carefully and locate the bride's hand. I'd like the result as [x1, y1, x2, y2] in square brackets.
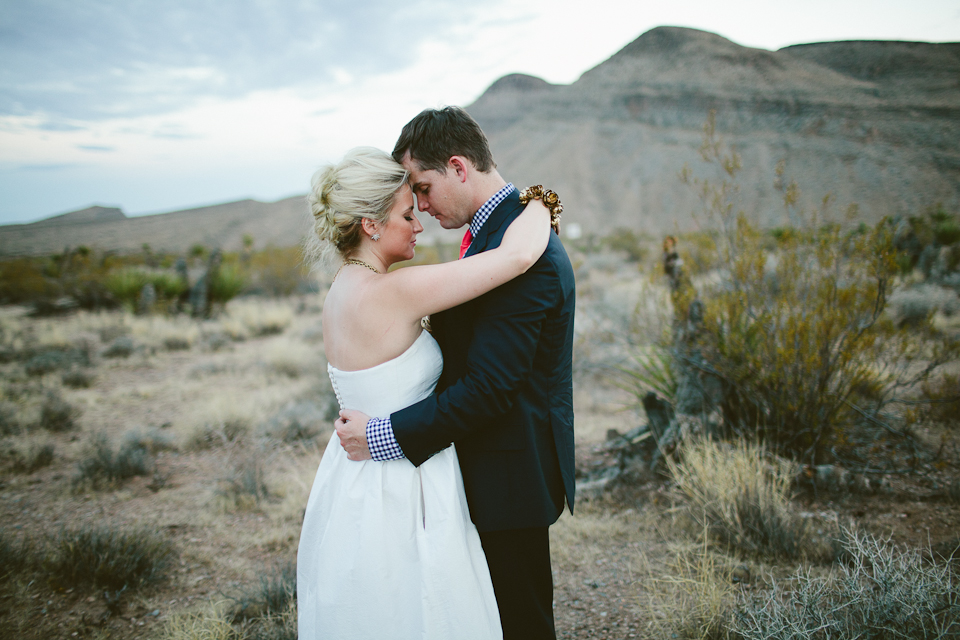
[336, 410, 372, 461]
[499, 198, 550, 269]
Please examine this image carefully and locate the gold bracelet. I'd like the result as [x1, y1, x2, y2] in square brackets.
[518, 185, 562, 236]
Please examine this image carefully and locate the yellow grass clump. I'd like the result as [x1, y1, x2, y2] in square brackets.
[667, 438, 809, 559]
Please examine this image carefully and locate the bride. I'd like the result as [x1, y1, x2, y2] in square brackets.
[297, 147, 550, 640]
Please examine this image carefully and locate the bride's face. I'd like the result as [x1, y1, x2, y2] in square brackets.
[378, 185, 423, 264]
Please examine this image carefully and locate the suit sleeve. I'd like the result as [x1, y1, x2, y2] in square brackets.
[391, 257, 558, 466]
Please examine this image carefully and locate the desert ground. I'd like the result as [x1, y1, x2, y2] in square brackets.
[1, 244, 959, 640]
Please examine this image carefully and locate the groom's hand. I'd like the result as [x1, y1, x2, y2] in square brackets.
[335, 410, 372, 461]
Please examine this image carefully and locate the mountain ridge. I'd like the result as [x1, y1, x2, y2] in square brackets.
[3, 26, 957, 256]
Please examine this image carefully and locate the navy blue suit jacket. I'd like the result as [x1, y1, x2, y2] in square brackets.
[391, 189, 576, 532]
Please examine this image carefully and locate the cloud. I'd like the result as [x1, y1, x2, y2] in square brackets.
[35, 120, 86, 132]
[11, 162, 81, 172]
[76, 144, 114, 152]
[0, 0, 476, 121]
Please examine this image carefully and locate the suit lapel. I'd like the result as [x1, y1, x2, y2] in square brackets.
[463, 190, 522, 258]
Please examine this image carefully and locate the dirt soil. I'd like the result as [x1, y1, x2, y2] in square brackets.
[2, 304, 959, 640]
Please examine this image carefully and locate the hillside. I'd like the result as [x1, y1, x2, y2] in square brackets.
[468, 27, 960, 233]
[2, 26, 958, 255]
[0, 197, 310, 257]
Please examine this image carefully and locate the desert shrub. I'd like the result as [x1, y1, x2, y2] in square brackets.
[44, 525, 175, 592]
[150, 270, 189, 300]
[105, 267, 188, 311]
[0, 257, 58, 304]
[215, 454, 271, 511]
[263, 400, 334, 442]
[209, 264, 247, 304]
[604, 227, 648, 262]
[733, 529, 960, 640]
[102, 335, 136, 358]
[888, 284, 960, 325]
[105, 267, 150, 308]
[61, 367, 96, 388]
[610, 346, 678, 406]
[249, 246, 307, 297]
[24, 350, 71, 376]
[231, 561, 297, 623]
[39, 390, 79, 432]
[122, 427, 177, 453]
[667, 438, 810, 559]
[7, 439, 55, 473]
[187, 415, 251, 450]
[159, 606, 238, 640]
[0, 530, 39, 580]
[669, 113, 959, 465]
[917, 373, 960, 427]
[0, 400, 19, 435]
[73, 431, 152, 488]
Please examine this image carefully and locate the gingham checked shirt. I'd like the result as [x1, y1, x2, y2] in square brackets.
[365, 183, 516, 461]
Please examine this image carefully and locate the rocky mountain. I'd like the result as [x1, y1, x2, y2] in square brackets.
[2, 26, 957, 256]
[468, 27, 960, 234]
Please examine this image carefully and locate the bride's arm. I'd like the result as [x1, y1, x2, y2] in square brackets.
[379, 198, 551, 321]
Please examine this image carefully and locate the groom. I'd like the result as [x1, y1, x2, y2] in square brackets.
[336, 106, 576, 639]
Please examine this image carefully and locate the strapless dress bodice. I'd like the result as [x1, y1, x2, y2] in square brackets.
[327, 330, 442, 417]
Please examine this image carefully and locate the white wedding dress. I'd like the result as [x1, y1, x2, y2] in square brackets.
[297, 330, 502, 640]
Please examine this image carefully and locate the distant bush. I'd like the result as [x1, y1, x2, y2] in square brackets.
[917, 373, 960, 427]
[231, 561, 297, 623]
[24, 350, 71, 376]
[249, 246, 309, 297]
[7, 439, 55, 474]
[215, 454, 271, 511]
[73, 431, 152, 488]
[887, 284, 960, 326]
[105, 267, 188, 311]
[0, 530, 38, 580]
[39, 391, 79, 432]
[0, 400, 19, 435]
[263, 400, 335, 443]
[209, 263, 247, 304]
[102, 336, 136, 358]
[604, 228, 649, 262]
[105, 268, 150, 308]
[44, 525, 175, 593]
[122, 427, 178, 454]
[733, 529, 960, 640]
[61, 367, 96, 388]
[667, 438, 810, 560]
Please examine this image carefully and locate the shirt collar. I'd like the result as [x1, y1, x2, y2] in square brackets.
[469, 183, 515, 239]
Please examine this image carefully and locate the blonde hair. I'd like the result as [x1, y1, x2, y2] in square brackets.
[304, 147, 409, 268]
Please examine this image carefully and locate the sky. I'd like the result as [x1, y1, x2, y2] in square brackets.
[1, 0, 958, 225]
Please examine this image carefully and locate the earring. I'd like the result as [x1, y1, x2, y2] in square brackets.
[371, 233, 380, 241]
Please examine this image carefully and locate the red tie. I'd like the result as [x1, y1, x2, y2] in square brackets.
[459, 229, 473, 259]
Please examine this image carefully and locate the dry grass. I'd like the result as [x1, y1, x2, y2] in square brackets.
[667, 438, 813, 559]
[4, 434, 55, 473]
[642, 536, 739, 640]
[130, 315, 201, 351]
[220, 299, 294, 340]
[158, 604, 238, 640]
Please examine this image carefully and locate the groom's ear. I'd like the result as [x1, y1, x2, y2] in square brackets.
[449, 156, 469, 183]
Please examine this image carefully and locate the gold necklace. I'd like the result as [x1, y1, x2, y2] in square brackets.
[335, 258, 382, 280]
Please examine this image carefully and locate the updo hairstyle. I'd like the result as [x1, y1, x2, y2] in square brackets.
[305, 147, 409, 267]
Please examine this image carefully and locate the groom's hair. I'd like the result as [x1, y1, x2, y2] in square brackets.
[392, 106, 495, 174]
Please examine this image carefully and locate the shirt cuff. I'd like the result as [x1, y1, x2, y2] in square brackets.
[366, 417, 405, 461]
